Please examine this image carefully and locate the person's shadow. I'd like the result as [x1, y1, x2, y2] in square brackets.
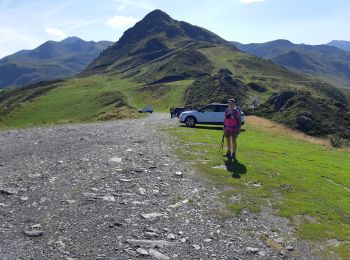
[224, 158, 247, 179]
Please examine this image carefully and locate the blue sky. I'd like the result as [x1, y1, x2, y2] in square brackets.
[1, 0, 350, 58]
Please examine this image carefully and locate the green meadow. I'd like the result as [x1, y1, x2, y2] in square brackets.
[0, 75, 193, 129]
[170, 116, 350, 258]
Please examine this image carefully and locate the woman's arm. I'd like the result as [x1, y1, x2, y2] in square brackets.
[235, 109, 241, 129]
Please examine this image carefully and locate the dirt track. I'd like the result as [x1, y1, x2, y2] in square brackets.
[0, 113, 319, 259]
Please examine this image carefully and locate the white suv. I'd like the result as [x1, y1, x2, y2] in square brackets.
[179, 103, 245, 127]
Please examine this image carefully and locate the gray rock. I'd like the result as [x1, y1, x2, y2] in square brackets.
[124, 248, 137, 257]
[141, 213, 164, 219]
[149, 249, 170, 260]
[125, 239, 172, 248]
[31, 224, 41, 229]
[193, 244, 201, 250]
[175, 171, 183, 177]
[24, 230, 44, 237]
[0, 187, 19, 195]
[286, 245, 294, 251]
[55, 240, 66, 249]
[120, 178, 132, 183]
[109, 157, 122, 164]
[246, 247, 260, 253]
[65, 200, 76, 204]
[20, 196, 29, 201]
[102, 195, 115, 202]
[145, 232, 159, 238]
[167, 233, 175, 240]
[145, 227, 158, 233]
[138, 187, 146, 195]
[327, 239, 340, 247]
[136, 248, 149, 255]
[82, 192, 98, 198]
[28, 173, 41, 178]
[132, 201, 149, 206]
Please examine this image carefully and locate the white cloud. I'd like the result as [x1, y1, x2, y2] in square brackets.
[0, 26, 43, 58]
[118, 4, 126, 10]
[45, 27, 67, 39]
[240, 0, 265, 4]
[65, 18, 104, 30]
[113, 0, 155, 11]
[106, 16, 139, 29]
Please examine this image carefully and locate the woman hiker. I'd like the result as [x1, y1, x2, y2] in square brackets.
[223, 98, 241, 159]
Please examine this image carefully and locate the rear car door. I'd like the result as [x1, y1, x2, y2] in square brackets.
[196, 105, 216, 123]
[213, 105, 227, 123]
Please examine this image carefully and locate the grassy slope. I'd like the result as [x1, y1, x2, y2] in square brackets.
[130, 79, 193, 112]
[0, 74, 193, 128]
[171, 116, 350, 258]
[0, 76, 138, 128]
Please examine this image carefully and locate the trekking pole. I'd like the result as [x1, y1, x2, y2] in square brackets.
[219, 133, 224, 156]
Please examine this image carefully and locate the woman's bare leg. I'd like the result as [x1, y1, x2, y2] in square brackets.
[226, 136, 231, 152]
[232, 137, 237, 154]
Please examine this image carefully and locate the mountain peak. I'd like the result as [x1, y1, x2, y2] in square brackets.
[143, 9, 172, 22]
[269, 39, 294, 47]
[61, 37, 83, 44]
[84, 9, 229, 74]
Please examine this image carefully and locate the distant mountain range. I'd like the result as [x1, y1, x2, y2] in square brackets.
[327, 40, 350, 52]
[233, 40, 350, 89]
[0, 37, 113, 88]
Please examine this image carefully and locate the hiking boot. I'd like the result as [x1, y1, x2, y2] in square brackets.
[231, 152, 236, 160]
[225, 151, 231, 158]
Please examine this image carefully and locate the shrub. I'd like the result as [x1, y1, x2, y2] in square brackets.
[329, 134, 350, 148]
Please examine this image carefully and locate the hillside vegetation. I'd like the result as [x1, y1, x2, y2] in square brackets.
[0, 77, 138, 128]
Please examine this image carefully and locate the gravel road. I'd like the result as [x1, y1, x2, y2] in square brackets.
[0, 113, 320, 259]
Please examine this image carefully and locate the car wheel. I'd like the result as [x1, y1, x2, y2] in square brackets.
[185, 116, 196, 127]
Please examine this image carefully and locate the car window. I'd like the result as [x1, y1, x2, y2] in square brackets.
[214, 105, 227, 112]
[200, 105, 216, 112]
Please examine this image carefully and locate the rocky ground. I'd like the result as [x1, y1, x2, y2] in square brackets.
[0, 113, 320, 259]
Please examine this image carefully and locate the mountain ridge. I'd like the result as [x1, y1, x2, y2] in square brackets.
[327, 40, 350, 52]
[0, 37, 113, 88]
[233, 39, 350, 89]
